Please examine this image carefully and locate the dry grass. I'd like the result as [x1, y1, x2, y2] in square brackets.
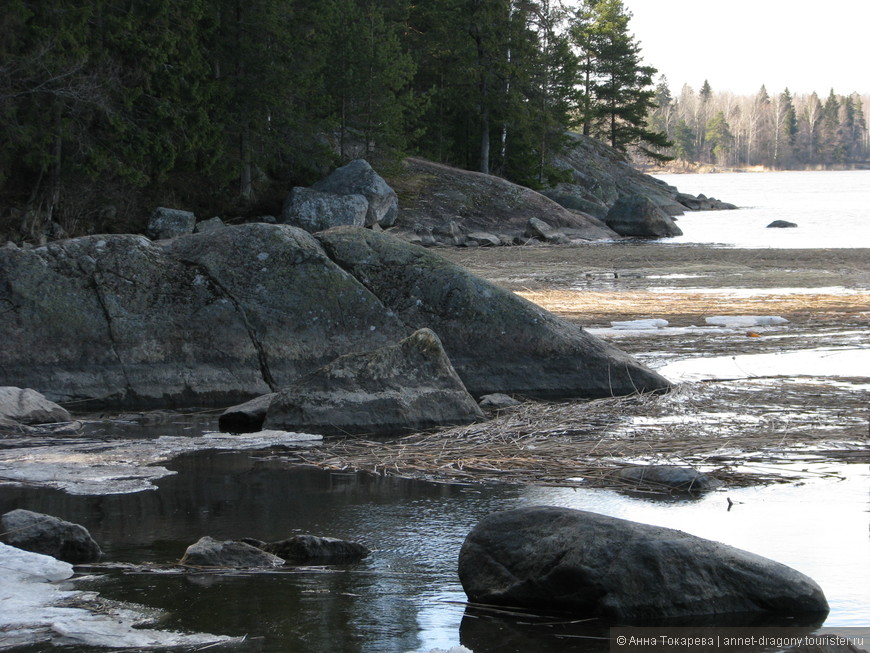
[517, 288, 870, 326]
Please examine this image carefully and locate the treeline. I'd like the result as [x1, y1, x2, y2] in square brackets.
[645, 80, 869, 169]
[1, 0, 666, 241]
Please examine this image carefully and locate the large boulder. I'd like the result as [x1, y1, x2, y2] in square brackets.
[1, 509, 101, 564]
[605, 194, 683, 238]
[180, 536, 284, 568]
[316, 227, 670, 399]
[312, 159, 399, 228]
[280, 187, 369, 233]
[0, 387, 71, 425]
[0, 225, 408, 407]
[146, 207, 195, 240]
[458, 506, 829, 622]
[264, 328, 485, 435]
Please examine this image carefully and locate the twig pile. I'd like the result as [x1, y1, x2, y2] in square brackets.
[289, 385, 865, 490]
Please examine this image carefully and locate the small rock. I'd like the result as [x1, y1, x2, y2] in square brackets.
[194, 217, 226, 233]
[767, 220, 798, 228]
[264, 328, 485, 436]
[478, 393, 521, 410]
[218, 393, 277, 433]
[605, 195, 682, 238]
[1, 509, 101, 564]
[179, 536, 285, 568]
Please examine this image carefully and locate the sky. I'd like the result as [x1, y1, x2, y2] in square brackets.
[619, 0, 869, 97]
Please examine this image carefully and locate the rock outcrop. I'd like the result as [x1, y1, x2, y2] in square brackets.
[1, 509, 102, 564]
[0, 224, 669, 412]
[263, 329, 485, 435]
[386, 157, 618, 245]
[545, 133, 737, 217]
[458, 506, 829, 622]
[316, 227, 670, 399]
[0, 225, 407, 408]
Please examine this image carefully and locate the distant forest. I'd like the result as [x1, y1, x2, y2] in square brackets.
[1, 0, 668, 241]
[644, 79, 869, 170]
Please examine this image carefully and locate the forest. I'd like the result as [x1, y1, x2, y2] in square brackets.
[2, 0, 867, 243]
[0, 0, 667, 241]
[646, 80, 870, 170]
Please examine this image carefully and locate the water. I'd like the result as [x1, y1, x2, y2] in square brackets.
[654, 170, 870, 248]
[1, 449, 867, 652]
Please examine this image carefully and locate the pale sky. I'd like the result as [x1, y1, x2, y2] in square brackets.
[620, 0, 870, 97]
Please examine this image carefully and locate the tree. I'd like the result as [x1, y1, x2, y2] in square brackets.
[705, 111, 733, 165]
[672, 119, 695, 162]
[569, 0, 669, 157]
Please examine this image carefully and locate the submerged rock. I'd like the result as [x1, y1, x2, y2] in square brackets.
[610, 465, 723, 491]
[180, 536, 285, 568]
[768, 220, 798, 228]
[1, 509, 101, 564]
[258, 535, 370, 564]
[459, 506, 829, 622]
[264, 328, 485, 435]
[316, 227, 670, 399]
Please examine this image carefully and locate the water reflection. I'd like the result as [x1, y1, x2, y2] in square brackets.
[0, 449, 866, 652]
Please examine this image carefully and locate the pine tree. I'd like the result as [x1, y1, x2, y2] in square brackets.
[569, 0, 670, 157]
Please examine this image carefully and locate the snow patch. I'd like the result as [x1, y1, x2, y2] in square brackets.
[610, 319, 669, 330]
[705, 315, 789, 327]
[0, 543, 240, 650]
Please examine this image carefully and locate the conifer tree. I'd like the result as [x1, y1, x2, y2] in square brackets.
[569, 0, 670, 157]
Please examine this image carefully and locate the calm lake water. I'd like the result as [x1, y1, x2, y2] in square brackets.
[654, 170, 870, 248]
[2, 450, 867, 653]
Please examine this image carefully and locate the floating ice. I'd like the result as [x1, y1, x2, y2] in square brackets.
[610, 319, 669, 329]
[705, 315, 789, 327]
[0, 429, 322, 495]
[659, 347, 870, 382]
[0, 543, 240, 650]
